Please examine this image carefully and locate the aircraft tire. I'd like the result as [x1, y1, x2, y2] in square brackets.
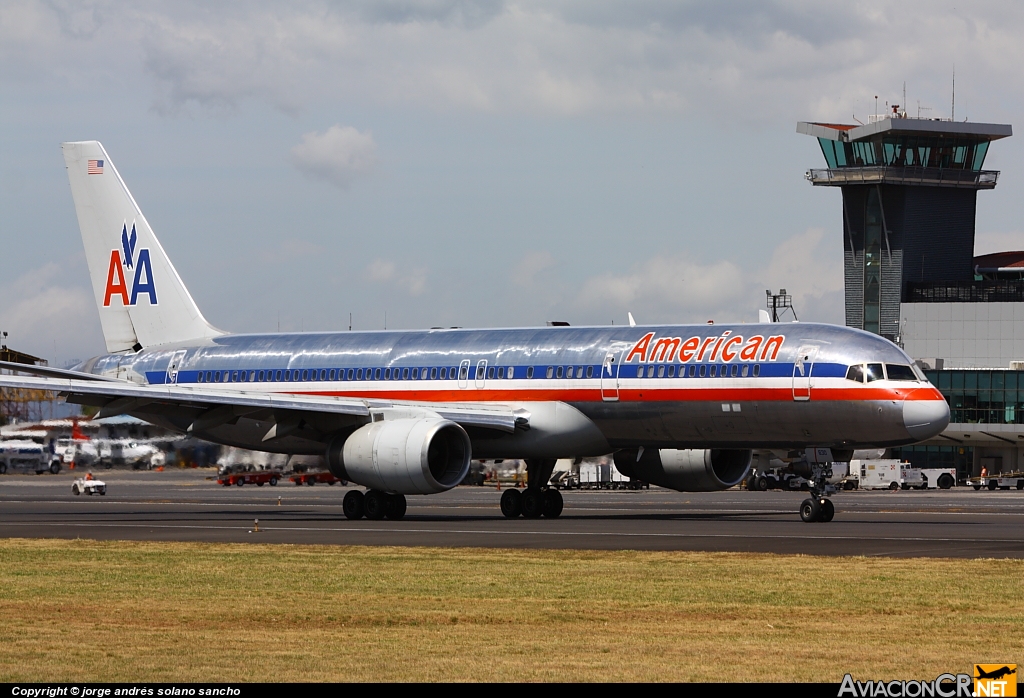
[521, 489, 545, 519]
[820, 498, 835, 523]
[500, 489, 522, 518]
[343, 490, 365, 520]
[364, 490, 388, 520]
[799, 498, 820, 523]
[542, 488, 563, 518]
[385, 494, 407, 520]
[755, 476, 769, 491]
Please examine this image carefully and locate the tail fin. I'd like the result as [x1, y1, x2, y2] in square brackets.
[61, 141, 223, 352]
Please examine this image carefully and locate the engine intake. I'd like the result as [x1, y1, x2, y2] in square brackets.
[613, 448, 752, 491]
[327, 418, 471, 494]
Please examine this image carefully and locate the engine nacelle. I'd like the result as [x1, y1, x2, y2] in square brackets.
[613, 448, 752, 492]
[327, 418, 471, 495]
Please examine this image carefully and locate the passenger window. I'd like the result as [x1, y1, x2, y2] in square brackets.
[320, 369, 327, 381]
[497, 367, 504, 379]
[384, 368, 391, 380]
[546, 367, 554, 379]
[666, 366, 675, 378]
[866, 363, 884, 382]
[885, 364, 918, 381]
[487, 366, 495, 379]
[699, 365, 706, 377]
[198, 372, 205, 383]
[710, 366, 718, 377]
[355, 368, 362, 380]
[556, 366, 563, 379]
[731, 365, 738, 377]
[753, 365, 760, 377]
[402, 368, 409, 380]
[586, 365, 594, 378]
[374, 368, 382, 380]
[688, 365, 695, 377]
[430, 367, 437, 380]
[846, 365, 866, 383]
[411, 368, 418, 379]
[657, 366, 665, 378]
[527, 367, 535, 379]
[301, 370, 308, 381]
[577, 366, 583, 378]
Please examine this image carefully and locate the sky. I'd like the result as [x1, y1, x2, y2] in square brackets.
[3, 0, 1024, 366]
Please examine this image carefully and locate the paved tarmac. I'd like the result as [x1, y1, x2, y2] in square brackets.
[2, 469, 1024, 557]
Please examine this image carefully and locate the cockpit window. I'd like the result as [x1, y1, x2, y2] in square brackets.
[865, 363, 884, 382]
[845, 365, 866, 383]
[885, 364, 918, 381]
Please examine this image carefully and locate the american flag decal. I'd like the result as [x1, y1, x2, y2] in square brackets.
[87, 159, 104, 174]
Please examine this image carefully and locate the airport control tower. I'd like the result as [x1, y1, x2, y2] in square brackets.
[798, 110, 1011, 343]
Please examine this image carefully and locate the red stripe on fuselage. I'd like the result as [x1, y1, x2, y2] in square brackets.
[257, 385, 945, 403]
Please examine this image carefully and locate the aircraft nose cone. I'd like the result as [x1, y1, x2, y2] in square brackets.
[903, 391, 950, 440]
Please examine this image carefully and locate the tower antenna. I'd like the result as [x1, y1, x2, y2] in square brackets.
[951, 65, 955, 121]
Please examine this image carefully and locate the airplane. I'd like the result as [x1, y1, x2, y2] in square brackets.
[0, 141, 950, 523]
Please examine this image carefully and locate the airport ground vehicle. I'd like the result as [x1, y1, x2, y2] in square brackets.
[966, 472, 1024, 490]
[218, 470, 281, 487]
[0, 141, 952, 524]
[0, 440, 60, 474]
[919, 468, 957, 490]
[72, 476, 106, 495]
[290, 471, 343, 486]
[849, 459, 926, 490]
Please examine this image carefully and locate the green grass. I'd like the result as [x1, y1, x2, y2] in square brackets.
[0, 539, 1020, 681]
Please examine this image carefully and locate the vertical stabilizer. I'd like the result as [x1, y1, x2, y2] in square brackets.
[62, 141, 223, 352]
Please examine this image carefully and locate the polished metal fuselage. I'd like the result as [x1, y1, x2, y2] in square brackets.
[74, 322, 944, 457]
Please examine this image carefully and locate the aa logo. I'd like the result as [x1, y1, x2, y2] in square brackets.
[103, 222, 157, 306]
[974, 664, 1017, 697]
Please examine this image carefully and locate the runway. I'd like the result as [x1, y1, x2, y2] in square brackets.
[3, 469, 1024, 557]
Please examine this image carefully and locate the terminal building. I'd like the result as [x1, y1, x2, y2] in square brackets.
[799, 110, 1023, 477]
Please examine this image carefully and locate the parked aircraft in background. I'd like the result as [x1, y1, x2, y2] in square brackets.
[0, 142, 949, 522]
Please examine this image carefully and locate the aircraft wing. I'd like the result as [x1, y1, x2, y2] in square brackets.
[0, 372, 519, 434]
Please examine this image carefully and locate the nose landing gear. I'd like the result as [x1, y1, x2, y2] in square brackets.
[799, 462, 838, 523]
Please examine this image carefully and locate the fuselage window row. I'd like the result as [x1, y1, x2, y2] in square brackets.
[188, 363, 768, 384]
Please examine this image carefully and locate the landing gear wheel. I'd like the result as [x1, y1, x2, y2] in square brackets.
[819, 498, 835, 523]
[385, 494, 407, 520]
[542, 488, 563, 518]
[799, 498, 821, 523]
[500, 489, 522, 518]
[755, 475, 769, 491]
[521, 489, 545, 519]
[364, 490, 388, 520]
[342, 490, 365, 520]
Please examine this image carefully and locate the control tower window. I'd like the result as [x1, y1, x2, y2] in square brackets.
[863, 188, 883, 334]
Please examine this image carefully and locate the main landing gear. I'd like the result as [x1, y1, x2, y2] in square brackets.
[798, 461, 838, 523]
[343, 489, 407, 520]
[500, 458, 564, 519]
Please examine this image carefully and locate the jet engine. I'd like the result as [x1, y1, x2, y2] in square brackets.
[327, 418, 471, 495]
[613, 448, 752, 492]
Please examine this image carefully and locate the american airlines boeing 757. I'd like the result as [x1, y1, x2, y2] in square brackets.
[0, 142, 950, 523]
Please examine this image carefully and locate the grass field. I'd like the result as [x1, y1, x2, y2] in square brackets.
[0, 538, 1021, 682]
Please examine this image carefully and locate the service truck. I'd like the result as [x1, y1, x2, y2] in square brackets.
[0, 440, 60, 474]
[850, 459, 926, 490]
[966, 473, 1024, 490]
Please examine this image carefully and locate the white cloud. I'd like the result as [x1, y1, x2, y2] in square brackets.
[0, 260, 102, 365]
[290, 125, 377, 188]
[8, 2, 1024, 122]
[365, 259, 427, 296]
[573, 227, 844, 325]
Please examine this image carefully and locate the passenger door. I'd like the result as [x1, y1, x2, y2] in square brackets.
[792, 346, 818, 401]
[601, 350, 622, 402]
[167, 350, 187, 385]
